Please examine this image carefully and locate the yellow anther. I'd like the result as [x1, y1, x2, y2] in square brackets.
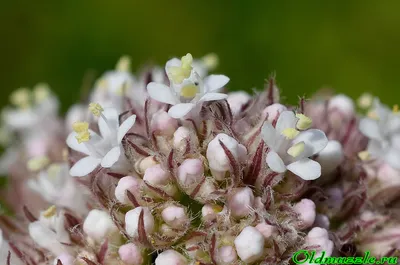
[281, 128, 300, 140]
[47, 164, 61, 179]
[33, 83, 50, 103]
[168, 53, 193, 84]
[62, 148, 69, 161]
[211, 204, 223, 213]
[27, 156, 50, 171]
[357, 93, 373, 109]
[358, 150, 370, 161]
[367, 110, 379, 120]
[180, 84, 198, 99]
[202, 53, 219, 71]
[96, 78, 108, 90]
[393, 104, 399, 113]
[10, 88, 31, 109]
[296, 113, 312, 130]
[88, 103, 104, 117]
[76, 131, 91, 144]
[287, 142, 305, 158]
[72, 122, 89, 134]
[181, 53, 193, 69]
[116, 55, 131, 72]
[43, 205, 57, 218]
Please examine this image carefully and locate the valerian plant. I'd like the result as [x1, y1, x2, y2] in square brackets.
[0, 53, 399, 265]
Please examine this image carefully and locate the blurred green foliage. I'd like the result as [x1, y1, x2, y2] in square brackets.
[1, 1, 400, 112]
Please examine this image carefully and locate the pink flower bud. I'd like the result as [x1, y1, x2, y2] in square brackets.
[234, 226, 265, 263]
[316, 140, 344, 175]
[293, 199, 316, 229]
[53, 253, 75, 265]
[155, 250, 188, 265]
[262, 103, 287, 122]
[143, 164, 171, 186]
[118, 243, 143, 265]
[377, 163, 400, 185]
[206, 133, 247, 180]
[159, 224, 177, 237]
[314, 214, 330, 229]
[255, 222, 277, 239]
[115, 176, 142, 204]
[135, 156, 158, 174]
[173, 126, 191, 149]
[151, 110, 178, 136]
[227, 187, 255, 218]
[217, 245, 238, 265]
[304, 227, 334, 257]
[195, 178, 217, 203]
[161, 205, 188, 228]
[125, 207, 155, 237]
[227, 91, 251, 116]
[328, 94, 355, 127]
[201, 204, 221, 222]
[83, 210, 118, 242]
[177, 159, 204, 187]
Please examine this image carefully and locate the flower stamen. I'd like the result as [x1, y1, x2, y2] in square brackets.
[281, 128, 300, 139]
[10, 88, 31, 109]
[168, 53, 193, 84]
[180, 84, 198, 99]
[358, 150, 370, 161]
[33, 83, 50, 103]
[73, 121, 91, 143]
[27, 156, 50, 171]
[116, 55, 131, 72]
[287, 142, 305, 158]
[42, 205, 57, 218]
[296, 113, 312, 130]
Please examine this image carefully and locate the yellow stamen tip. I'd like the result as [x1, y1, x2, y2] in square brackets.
[181, 53, 193, 69]
[89, 103, 104, 117]
[72, 122, 89, 134]
[393, 104, 399, 113]
[116, 55, 131, 72]
[211, 204, 223, 213]
[296, 113, 312, 130]
[76, 131, 91, 144]
[168, 53, 193, 84]
[180, 84, 198, 99]
[27, 156, 50, 171]
[10, 88, 31, 109]
[47, 164, 61, 179]
[357, 93, 374, 109]
[281, 128, 300, 140]
[358, 150, 370, 161]
[43, 205, 57, 218]
[33, 83, 50, 103]
[287, 142, 305, 158]
[202, 53, 219, 70]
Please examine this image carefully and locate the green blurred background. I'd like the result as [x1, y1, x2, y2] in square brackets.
[1, 1, 400, 112]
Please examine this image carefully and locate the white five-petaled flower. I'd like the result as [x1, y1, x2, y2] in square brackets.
[28, 206, 71, 256]
[27, 163, 88, 215]
[261, 111, 328, 180]
[66, 105, 136, 177]
[359, 99, 400, 169]
[146, 53, 229, 119]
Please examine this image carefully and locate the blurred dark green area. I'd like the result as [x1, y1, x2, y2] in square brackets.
[1, 1, 400, 112]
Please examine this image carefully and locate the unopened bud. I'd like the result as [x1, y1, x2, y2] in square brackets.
[177, 159, 204, 187]
[118, 243, 143, 265]
[161, 205, 189, 229]
[173, 126, 191, 150]
[125, 207, 155, 238]
[115, 176, 142, 204]
[255, 222, 277, 239]
[155, 249, 188, 265]
[234, 226, 264, 263]
[293, 199, 316, 229]
[151, 110, 178, 136]
[217, 245, 238, 265]
[83, 210, 118, 242]
[227, 187, 255, 219]
[262, 103, 287, 122]
[227, 91, 251, 116]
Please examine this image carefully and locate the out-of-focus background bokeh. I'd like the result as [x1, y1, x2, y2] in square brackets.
[1, 1, 400, 112]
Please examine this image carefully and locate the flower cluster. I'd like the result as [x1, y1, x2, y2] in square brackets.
[1, 53, 400, 265]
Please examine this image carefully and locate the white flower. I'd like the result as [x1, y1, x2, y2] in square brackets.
[359, 99, 400, 169]
[234, 226, 264, 263]
[147, 53, 229, 119]
[261, 111, 328, 180]
[66, 106, 136, 177]
[90, 56, 136, 111]
[27, 163, 88, 215]
[155, 250, 188, 265]
[29, 206, 71, 256]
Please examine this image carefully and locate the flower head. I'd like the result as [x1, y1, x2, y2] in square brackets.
[261, 111, 328, 180]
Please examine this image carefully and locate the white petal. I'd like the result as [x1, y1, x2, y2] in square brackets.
[384, 148, 400, 170]
[287, 158, 321, 180]
[261, 122, 277, 149]
[293, 129, 328, 157]
[98, 108, 119, 138]
[204, 75, 230, 91]
[266, 151, 286, 173]
[199, 92, 228, 102]
[66, 132, 90, 155]
[117, 115, 136, 143]
[147, 82, 177, 105]
[275, 111, 297, 134]
[101, 146, 121, 168]
[359, 118, 383, 140]
[168, 103, 196, 119]
[69, 156, 101, 177]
